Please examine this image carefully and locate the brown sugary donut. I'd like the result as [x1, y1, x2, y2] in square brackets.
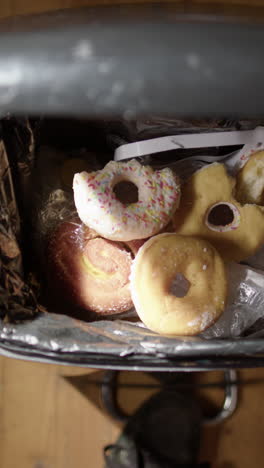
[47, 220, 133, 316]
[236, 151, 264, 205]
[173, 163, 264, 262]
[130, 234, 227, 336]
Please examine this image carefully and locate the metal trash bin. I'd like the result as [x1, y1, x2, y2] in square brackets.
[1, 4, 264, 372]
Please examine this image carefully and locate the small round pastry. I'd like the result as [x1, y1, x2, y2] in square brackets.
[73, 159, 180, 241]
[173, 163, 264, 262]
[47, 220, 133, 315]
[130, 234, 227, 336]
[236, 151, 264, 205]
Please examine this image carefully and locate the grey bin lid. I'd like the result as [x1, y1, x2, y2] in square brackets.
[0, 4, 264, 118]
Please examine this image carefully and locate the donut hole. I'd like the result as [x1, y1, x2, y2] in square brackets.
[207, 203, 235, 227]
[113, 180, 139, 204]
[208, 203, 234, 226]
[170, 273, 190, 298]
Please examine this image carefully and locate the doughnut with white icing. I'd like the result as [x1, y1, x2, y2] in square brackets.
[73, 159, 180, 241]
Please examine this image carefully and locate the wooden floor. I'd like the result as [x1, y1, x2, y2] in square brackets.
[1, 0, 264, 21]
[0, 356, 264, 468]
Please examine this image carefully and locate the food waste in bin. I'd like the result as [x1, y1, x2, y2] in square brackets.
[1, 117, 264, 361]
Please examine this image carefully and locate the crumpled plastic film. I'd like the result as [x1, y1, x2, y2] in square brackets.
[106, 117, 261, 145]
[202, 263, 264, 339]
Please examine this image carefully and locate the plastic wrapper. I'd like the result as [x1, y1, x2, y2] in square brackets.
[105, 116, 262, 147]
[1, 117, 264, 369]
[202, 264, 264, 339]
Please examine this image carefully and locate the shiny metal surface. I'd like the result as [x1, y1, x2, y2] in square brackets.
[204, 370, 238, 425]
[100, 369, 238, 424]
[0, 6, 264, 118]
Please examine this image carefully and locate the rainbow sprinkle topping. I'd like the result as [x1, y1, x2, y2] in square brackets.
[73, 159, 180, 241]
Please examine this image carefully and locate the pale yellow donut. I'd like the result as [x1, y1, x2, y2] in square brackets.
[130, 233, 227, 336]
[236, 151, 264, 205]
[173, 163, 264, 262]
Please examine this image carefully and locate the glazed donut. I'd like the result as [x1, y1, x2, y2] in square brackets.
[130, 234, 227, 336]
[236, 151, 264, 205]
[73, 159, 180, 241]
[47, 220, 133, 316]
[173, 163, 264, 262]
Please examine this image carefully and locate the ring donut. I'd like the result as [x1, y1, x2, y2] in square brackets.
[173, 163, 264, 262]
[73, 159, 180, 241]
[130, 233, 227, 336]
[236, 150, 264, 205]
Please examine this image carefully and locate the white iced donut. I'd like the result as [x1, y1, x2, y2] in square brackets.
[73, 159, 180, 241]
